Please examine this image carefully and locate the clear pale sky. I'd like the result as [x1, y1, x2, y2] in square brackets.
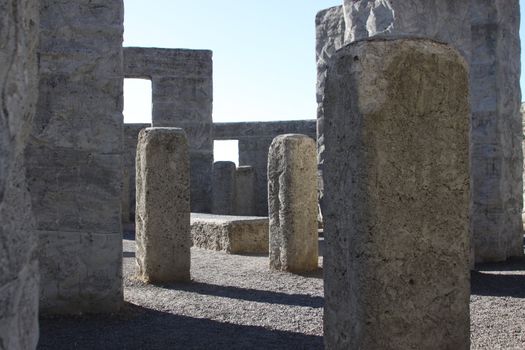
[123, 1, 525, 162]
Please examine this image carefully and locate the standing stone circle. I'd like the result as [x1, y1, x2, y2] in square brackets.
[136, 128, 191, 283]
[268, 134, 318, 273]
[323, 38, 471, 349]
[212, 161, 236, 215]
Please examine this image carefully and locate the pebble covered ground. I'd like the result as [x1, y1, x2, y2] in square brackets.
[38, 232, 525, 349]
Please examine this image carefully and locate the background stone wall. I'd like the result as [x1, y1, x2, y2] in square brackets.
[0, 0, 40, 347]
[123, 47, 213, 213]
[214, 120, 316, 216]
[26, 0, 124, 313]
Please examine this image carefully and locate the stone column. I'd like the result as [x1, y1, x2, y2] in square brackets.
[27, 0, 124, 314]
[212, 161, 236, 215]
[0, 0, 39, 348]
[268, 134, 318, 273]
[323, 38, 470, 349]
[234, 166, 256, 216]
[136, 128, 191, 283]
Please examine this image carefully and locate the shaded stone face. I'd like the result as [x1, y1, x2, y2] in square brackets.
[212, 161, 237, 215]
[323, 38, 470, 350]
[136, 128, 191, 283]
[26, 0, 124, 314]
[0, 0, 39, 347]
[268, 134, 318, 273]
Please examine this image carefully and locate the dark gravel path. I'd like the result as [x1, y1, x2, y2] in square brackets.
[38, 233, 525, 349]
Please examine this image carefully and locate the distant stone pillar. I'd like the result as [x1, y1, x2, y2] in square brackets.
[268, 134, 318, 272]
[323, 38, 470, 349]
[212, 161, 236, 215]
[234, 166, 256, 216]
[136, 128, 191, 283]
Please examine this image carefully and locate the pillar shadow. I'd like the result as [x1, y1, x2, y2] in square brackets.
[158, 281, 324, 309]
[471, 270, 525, 298]
[38, 303, 323, 350]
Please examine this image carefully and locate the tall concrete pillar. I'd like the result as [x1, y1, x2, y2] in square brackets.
[212, 161, 236, 215]
[26, 0, 124, 313]
[0, 0, 39, 348]
[323, 38, 471, 349]
[136, 128, 191, 283]
[234, 166, 256, 216]
[268, 134, 318, 273]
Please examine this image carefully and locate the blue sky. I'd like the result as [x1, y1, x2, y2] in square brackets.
[123, 0, 341, 124]
[124, 1, 525, 162]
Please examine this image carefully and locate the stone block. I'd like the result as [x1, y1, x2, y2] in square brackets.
[323, 38, 470, 349]
[234, 166, 256, 216]
[0, 0, 39, 346]
[136, 128, 191, 283]
[191, 213, 268, 254]
[212, 161, 236, 215]
[268, 134, 318, 273]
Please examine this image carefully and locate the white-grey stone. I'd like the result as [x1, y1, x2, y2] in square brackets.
[191, 213, 268, 254]
[136, 128, 191, 283]
[268, 134, 318, 273]
[26, 0, 125, 313]
[323, 38, 471, 350]
[212, 161, 236, 215]
[0, 0, 39, 348]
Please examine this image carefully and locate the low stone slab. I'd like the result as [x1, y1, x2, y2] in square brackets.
[191, 213, 269, 254]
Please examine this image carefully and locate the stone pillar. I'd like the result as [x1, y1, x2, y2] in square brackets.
[234, 166, 256, 216]
[470, 0, 523, 262]
[212, 161, 236, 215]
[0, 0, 39, 348]
[268, 134, 318, 272]
[136, 128, 191, 283]
[323, 38, 470, 349]
[26, 0, 124, 314]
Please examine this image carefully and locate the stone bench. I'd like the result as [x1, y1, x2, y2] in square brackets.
[191, 213, 269, 254]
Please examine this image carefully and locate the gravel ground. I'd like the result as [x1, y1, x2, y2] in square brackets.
[38, 232, 525, 349]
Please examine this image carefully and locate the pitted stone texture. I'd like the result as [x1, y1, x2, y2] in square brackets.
[0, 0, 39, 348]
[124, 47, 213, 213]
[323, 38, 470, 350]
[26, 0, 124, 314]
[136, 128, 191, 283]
[268, 134, 318, 273]
[234, 166, 256, 216]
[214, 120, 316, 216]
[470, 0, 523, 262]
[212, 161, 236, 215]
[191, 213, 269, 254]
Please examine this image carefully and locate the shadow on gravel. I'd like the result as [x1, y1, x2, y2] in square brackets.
[471, 257, 525, 298]
[38, 303, 323, 350]
[158, 282, 324, 308]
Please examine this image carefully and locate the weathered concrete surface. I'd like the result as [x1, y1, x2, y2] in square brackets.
[233, 166, 256, 216]
[191, 213, 269, 254]
[316, 0, 523, 262]
[212, 161, 236, 215]
[136, 128, 191, 283]
[323, 38, 470, 349]
[470, 0, 523, 262]
[214, 120, 316, 216]
[122, 123, 150, 224]
[268, 134, 318, 273]
[315, 6, 345, 219]
[26, 0, 124, 313]
[0, 0, 39, 348]
[124, 47, 213, 213]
